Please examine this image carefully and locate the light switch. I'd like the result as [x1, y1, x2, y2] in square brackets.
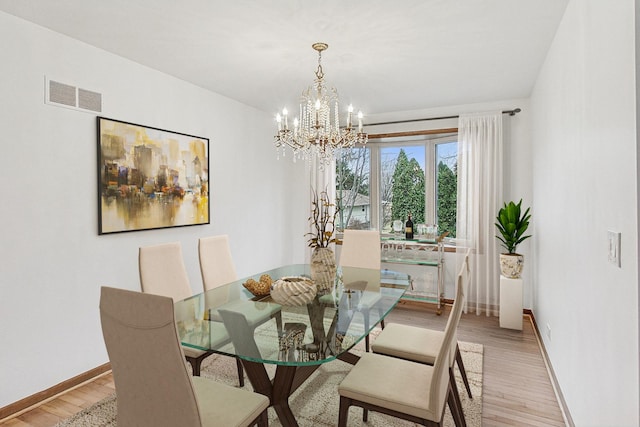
[607, 231, 621, 267]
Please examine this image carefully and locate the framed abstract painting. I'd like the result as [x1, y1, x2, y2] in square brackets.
[97, 117, 210, 235]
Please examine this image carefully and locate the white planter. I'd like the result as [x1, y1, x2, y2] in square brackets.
[499, 276, 523, 330]
[499, 253, 524, 279]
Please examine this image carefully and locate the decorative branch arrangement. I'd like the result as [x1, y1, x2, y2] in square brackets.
[306, 189, 340, 248]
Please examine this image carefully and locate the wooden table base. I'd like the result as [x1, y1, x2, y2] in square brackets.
[241, 352, 361, 427]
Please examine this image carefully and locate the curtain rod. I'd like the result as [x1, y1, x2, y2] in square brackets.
[365, 108, 521, 127]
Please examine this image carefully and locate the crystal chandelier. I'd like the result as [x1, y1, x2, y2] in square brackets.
[274, 43, 367, 167]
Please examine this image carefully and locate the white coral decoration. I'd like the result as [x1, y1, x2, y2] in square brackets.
[270, 276, 317, 306]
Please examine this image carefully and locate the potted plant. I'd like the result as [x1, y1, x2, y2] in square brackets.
[495, 199, 531, 279]
[306, 189, 339, 292]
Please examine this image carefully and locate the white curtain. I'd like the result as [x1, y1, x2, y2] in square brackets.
[310, 158, 336, 203]
[456, 112, 503, 316]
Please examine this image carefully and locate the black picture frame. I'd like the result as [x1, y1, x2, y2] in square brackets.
[97, 117, 210, 235]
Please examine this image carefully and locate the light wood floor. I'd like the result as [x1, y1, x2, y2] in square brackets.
[390, 302, 567, 426]
[0, 302, 566, 427]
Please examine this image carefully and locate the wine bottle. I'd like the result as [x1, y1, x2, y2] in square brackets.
[405, 213, 414, 240]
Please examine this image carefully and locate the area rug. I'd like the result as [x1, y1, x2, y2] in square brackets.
[54, 337, 483, 427]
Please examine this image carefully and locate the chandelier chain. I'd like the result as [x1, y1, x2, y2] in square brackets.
[315, 49, 324, 81]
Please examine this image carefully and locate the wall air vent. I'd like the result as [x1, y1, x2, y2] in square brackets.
[45, 77, 102, 113]
[78, 88, 102, 112]
[48, 80, 76, 107]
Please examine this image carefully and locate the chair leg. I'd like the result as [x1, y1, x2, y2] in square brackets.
[364, 307, 384, 352]
[186, 356, 202, 376]
[377, 305, 385, 329]
[338, 396, 351, 427]
[235, 357, 245, 387]
[447, 383, 465, 427]
[455, 343, 472, 398]
[449, 367, 467, 427]
[364, 312, 370, 352]
[256, 409, 268, 427]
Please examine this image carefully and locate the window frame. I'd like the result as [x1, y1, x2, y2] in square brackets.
[337, 129, 457, 232]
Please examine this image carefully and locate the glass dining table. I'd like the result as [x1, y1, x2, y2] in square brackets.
[175, 264, 409, 427]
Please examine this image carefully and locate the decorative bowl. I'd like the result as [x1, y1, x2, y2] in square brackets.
[242, 274, 273, 297]
[270, 276, 317, 306]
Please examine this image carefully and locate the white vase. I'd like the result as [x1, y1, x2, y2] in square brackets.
[499, 253, 524, 279]
[310, 247, 336, 293]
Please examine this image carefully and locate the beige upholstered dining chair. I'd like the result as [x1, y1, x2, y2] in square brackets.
[198, 235, 283, 333]
[99, 286, 269, 427]
[339, 229, 381, 269]
[371, 249, 473, 398]
[337, 263, 468, 427]
[139, 242, 244, 385]
[338, 229, 383, 351]
[198, 235, 238, 289]
[139, 242, 192, 302]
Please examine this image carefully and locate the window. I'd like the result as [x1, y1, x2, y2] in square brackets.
[435, 141, 457, 237]
[336, 132, 457, 237]
[336, 147, 370, 230]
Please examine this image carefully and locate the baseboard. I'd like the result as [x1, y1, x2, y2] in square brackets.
[0, 362, 111, 421]
[525, 310, 575, 427]
[399, 303, 574, 425]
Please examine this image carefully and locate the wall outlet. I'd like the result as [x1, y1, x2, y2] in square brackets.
[546, 323, 552, 341]
[607, 230, 621, 267]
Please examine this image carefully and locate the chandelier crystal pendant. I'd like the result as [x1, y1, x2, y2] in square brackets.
[274, 43, 367, 168]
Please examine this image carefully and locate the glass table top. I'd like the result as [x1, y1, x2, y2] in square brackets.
[175, 264, 409, 366]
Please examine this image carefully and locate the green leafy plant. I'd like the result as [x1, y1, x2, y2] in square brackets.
[306, 189, 340, 248]
[495, 199, 531, 254]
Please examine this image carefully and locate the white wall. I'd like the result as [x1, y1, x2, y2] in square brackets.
[530, 0, 639, 424]
[0, 12, 309, 407]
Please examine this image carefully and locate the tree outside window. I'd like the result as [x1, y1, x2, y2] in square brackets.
[390, 149, 425, 226]
[437, 161, 457, 237]
[436, 141, 457, 237]
[335, 134, 457, 237]
[336, 147, 369, 230]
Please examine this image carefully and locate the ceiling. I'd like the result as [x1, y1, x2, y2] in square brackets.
[0, 0, 568, 117]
